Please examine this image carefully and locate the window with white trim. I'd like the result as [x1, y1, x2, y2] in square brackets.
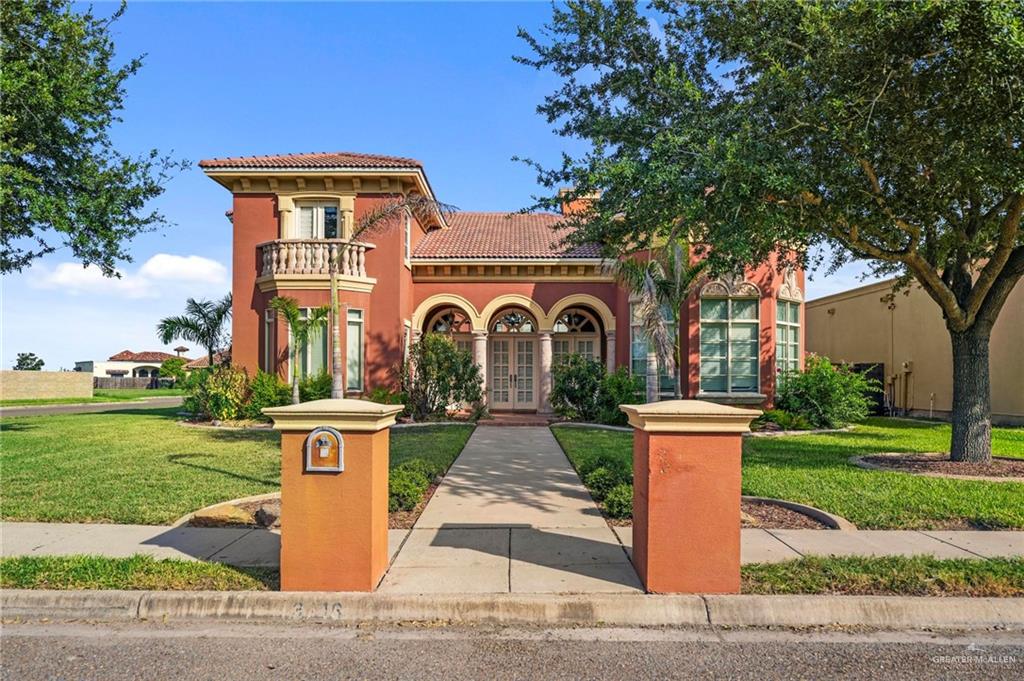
[552, 308, 599, 365]
[295, 201, 339, 239]
[699, 298, 759, 393]
[346, 309, 364, 391]
[776, 300, 800, 377]
[291, 308, 328, 379]
[263, 310, 276, 372]
[629, 302, 677, 398]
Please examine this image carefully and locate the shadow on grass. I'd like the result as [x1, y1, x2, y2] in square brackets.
[167, 453, 279, 487]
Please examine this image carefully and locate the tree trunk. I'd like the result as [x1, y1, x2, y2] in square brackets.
[948, 325, 992, 463]
[330, 272, 343, 399]
[291, 347, 301, 405]
[674, 317, 683, 399]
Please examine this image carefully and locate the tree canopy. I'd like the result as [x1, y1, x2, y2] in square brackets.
[1, 0, 187, 274]
[13, 353, 44, 371]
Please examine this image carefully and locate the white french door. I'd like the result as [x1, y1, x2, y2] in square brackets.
[490, 337, 537, 410]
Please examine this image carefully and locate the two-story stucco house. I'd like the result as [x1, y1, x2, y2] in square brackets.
[200, 151, 805, 412]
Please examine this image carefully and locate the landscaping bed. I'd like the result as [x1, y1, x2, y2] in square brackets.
[857, 453, 1024, 480]
[5, 554, 1021, 597]
[552, 418, 1024, 530]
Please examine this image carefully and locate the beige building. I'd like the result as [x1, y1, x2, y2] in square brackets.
[806, 279, 1023, 426]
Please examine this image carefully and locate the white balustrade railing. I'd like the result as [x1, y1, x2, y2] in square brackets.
[258, 239, 374, 278]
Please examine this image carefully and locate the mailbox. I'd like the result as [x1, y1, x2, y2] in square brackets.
[304, 426, 344, 473]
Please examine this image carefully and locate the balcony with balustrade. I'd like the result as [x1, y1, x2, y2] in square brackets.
[254, 239, 377, 293]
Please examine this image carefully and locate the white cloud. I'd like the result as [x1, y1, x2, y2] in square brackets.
[31, 254, 227, 299]
[138, 254, 227, 284]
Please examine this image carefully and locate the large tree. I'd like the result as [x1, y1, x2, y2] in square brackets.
[518, 0, 1023, 463]
[157, 294, 233, 367]
[1, 0, 186, 274]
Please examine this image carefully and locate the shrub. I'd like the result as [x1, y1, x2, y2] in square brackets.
[395, 458, 443, 483]
[243, 371, 291, 420]
[298, 370, 332, 402]
[584, 466, 632, 501]
[388, 466, 429, 512]
[754, 408, 814, 432]
[400, 334, 484, 420]
[598, 367, 645, 425]
[604, 484, 633, 519]
[367, 385, 408, 412]
[159, 357, 187, 382]
[776, 355, 882, 429]
[550, 354, 605, 422]
[183, 365, 249, 421]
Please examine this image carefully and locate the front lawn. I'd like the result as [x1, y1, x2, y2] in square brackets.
[552, 418, 1024, 529]
[1, 409, 473, 525]
[1, 388, 185, 407]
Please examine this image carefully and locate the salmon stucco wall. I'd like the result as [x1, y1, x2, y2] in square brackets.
[231, 194, 279, 378]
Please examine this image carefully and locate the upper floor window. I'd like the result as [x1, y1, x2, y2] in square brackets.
[699, 297, 759, 393]
[296, 201, 339, 239]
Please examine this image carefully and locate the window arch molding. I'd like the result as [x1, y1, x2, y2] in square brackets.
[489, 308, 538, 334]
[411, 294, 484, 333]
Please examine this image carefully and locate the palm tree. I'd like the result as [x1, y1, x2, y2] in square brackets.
[610, 239, 706, 400]
[269, 296, 330, 404]
[326, 195, 457, 398]
[157, 294, 233, 367]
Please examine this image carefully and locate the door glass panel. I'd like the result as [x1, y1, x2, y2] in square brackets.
[575, 339, 595, 360]
[516, 340, 534, 404]
[491, 340, 510, 405]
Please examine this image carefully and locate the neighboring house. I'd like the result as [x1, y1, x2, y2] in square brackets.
[75, 350, 191, 378]
[200, 151, 805, 412]
[806, 280, 1023, 425]
[185, 349, 231, 371]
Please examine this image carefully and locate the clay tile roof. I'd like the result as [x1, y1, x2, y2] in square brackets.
[198, 151, 422, 170]
[412, 212, 602, 260]
[108, 350, 182, 363]
[185, 349, 231, 370]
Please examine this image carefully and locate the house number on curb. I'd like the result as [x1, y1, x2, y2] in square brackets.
[304, 426, 344, 473]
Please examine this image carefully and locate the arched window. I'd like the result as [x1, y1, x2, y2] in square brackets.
[552, 308, 600, 364]
[426, 307, 473, 353]
[490, 309, 536, 334]
[699, 276, 761, 394]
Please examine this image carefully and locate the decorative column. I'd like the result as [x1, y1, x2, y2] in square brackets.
[645, 350, 659, 402]
[619, 400, 760, 594]
[605, 331, 617, 372]
[472, 331, 488, 402]
[538, 331, 553, 413]
[264, 398, 404, 591]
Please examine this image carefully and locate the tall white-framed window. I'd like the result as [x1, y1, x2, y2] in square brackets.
[629, 302, 677, 398]
[404, 211, 412, 261]
[263, 309, 277, 373]
[290, 308, 328, 379]
[699, 298, 759, 394]
[346, 309, 364, 392]
[776, 300, 800, 377]
[552, 308, 600, 365]
[295, 200, 340, 239]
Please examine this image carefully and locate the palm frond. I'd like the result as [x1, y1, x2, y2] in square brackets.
[353, 195, 458, 239]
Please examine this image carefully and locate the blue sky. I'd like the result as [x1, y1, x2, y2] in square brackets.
[2, 1, 876, 370]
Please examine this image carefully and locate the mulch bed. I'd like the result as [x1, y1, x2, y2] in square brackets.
[190, 484, 441, 531]
[605, 500, 828, 530]
[861, 453, 1024, 479]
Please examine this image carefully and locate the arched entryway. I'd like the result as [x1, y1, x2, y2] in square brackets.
[551, 307, 601, 365]
[488, 308, 539, 411]
[425, 306, 474, 354]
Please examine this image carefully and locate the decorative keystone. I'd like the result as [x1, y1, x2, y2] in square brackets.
[264, 398, 404, 432]
[619, 399, 761, 433]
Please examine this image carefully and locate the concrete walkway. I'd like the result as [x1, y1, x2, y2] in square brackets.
[0, 396, 183, 418]
[381, 427, 640, 594]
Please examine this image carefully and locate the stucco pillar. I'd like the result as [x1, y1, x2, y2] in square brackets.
[472, 331, 488, 401]
[620, 400, 760, 594]
[538, 331, 553, 413]
[645, 350, 659, 402]
[264, 399, 404, 592]
[605, 331, 617, 372]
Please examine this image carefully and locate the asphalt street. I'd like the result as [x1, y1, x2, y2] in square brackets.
[2, 621, 1022, 680]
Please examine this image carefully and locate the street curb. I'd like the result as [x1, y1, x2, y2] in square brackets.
[3, 590, 1022, 630]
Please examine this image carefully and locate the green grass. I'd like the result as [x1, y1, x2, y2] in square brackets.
[0, 555, 276, 590]
[0, 409, 475, 525]
[4, 554, 1019, 596]
[1, 388, 185, 407]
[552, 418, 1024, 529]
[741, 556, 1024, 597]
